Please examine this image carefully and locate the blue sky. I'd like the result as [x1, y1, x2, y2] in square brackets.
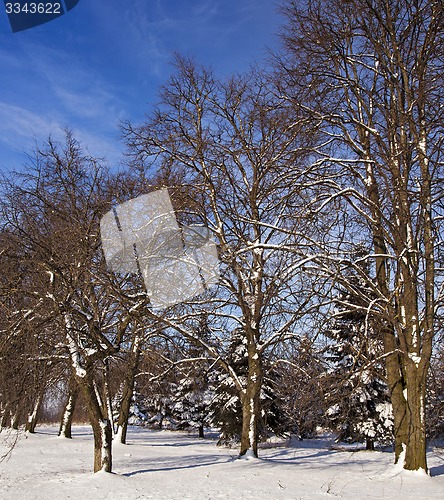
[0, 1, 281, 172]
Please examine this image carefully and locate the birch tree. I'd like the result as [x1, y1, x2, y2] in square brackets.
[278, 0, 444, 471]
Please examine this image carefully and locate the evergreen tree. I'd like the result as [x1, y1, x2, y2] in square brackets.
[170, 317, 217, 437]
[272, 339, 325, 440]
[324, 249, 393, 449]
[426, 347, 444, 440]
[210, 329, 246, 446]
[172, 367, 214, 438]
[210, 329, 286, 445]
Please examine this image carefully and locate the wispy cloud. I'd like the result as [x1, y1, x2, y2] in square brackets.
[20, 39, 126, 120]
[117, 0, 275, 77]
[0, 35, 128, 169]
[0, 0, 279, 172]
[0, 102, 61, 150]
[0, 101, 123, 169]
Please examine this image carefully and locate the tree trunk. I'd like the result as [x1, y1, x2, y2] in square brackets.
[59, 382, 80, 439]
[382, 327, 409, 462]
[240, 347, 262, 457]
[116, 336, 141, 444]
[104, 359, 115, 436]
[198, 424, 205, 438]
[91, 417, 113, 473]
[366, 439, 374, 451]
[77, 370, 113, 473]
[1, 405, 10, 429]
[384, 326, 429, 472]
[25, 394, 42, 433]
[402, 362, 428, 472]
[11, 410, 21, 430]
[365, 160, 430, 471]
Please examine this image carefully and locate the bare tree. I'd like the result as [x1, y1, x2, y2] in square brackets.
[123, 56, 321, 457]
[0, 132, 148, 472]
[114, 323, 146, 444]
[0, 226, 64, 434]
[278, 0, 444, 471]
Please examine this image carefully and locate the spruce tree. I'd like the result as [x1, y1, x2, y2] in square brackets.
[324, 249, 393, 449]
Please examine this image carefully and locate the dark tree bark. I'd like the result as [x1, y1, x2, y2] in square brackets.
[1, 406, 10, 429]
[25, 395, 42, 434]
[116, 335, 141, 444]
[366, 439, 374, 452]
[78, 368, 112, 473]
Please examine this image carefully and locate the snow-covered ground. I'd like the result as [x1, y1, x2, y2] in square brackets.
[1, 426, 443, 499]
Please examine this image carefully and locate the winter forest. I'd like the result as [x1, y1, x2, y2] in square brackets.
[1, 0, 444, 493]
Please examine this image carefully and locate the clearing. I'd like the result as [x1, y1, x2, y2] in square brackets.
[1, 426, 443, 499]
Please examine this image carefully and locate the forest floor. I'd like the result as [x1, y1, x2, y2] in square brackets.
[1, 425, 443, 499]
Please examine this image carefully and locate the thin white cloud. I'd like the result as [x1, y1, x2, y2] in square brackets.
[0, 102, 61, 150]
[0, 0, 278, 173]
[19, 40, 126, 122]
[118, 0, 267, 75]
[0, 102, 123, 168]
[0, 36, 128, 167]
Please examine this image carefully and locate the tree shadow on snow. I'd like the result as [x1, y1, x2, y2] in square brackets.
[134, 441, 208, 448]
[430, 463, 444, 477]
[262, 448, 333, 463]
[123, 455, 233, 476]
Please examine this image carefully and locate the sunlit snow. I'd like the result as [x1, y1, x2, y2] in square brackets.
[1, 426, 443, 499]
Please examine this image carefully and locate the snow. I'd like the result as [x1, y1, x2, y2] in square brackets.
[240, 448, 259, 461]
[64, 314, 87, 378]
[1, 426, 444, 499]
[364, 175, 374, 187]
[409, 353, 422, 367]
[249, 398, 255, 448]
